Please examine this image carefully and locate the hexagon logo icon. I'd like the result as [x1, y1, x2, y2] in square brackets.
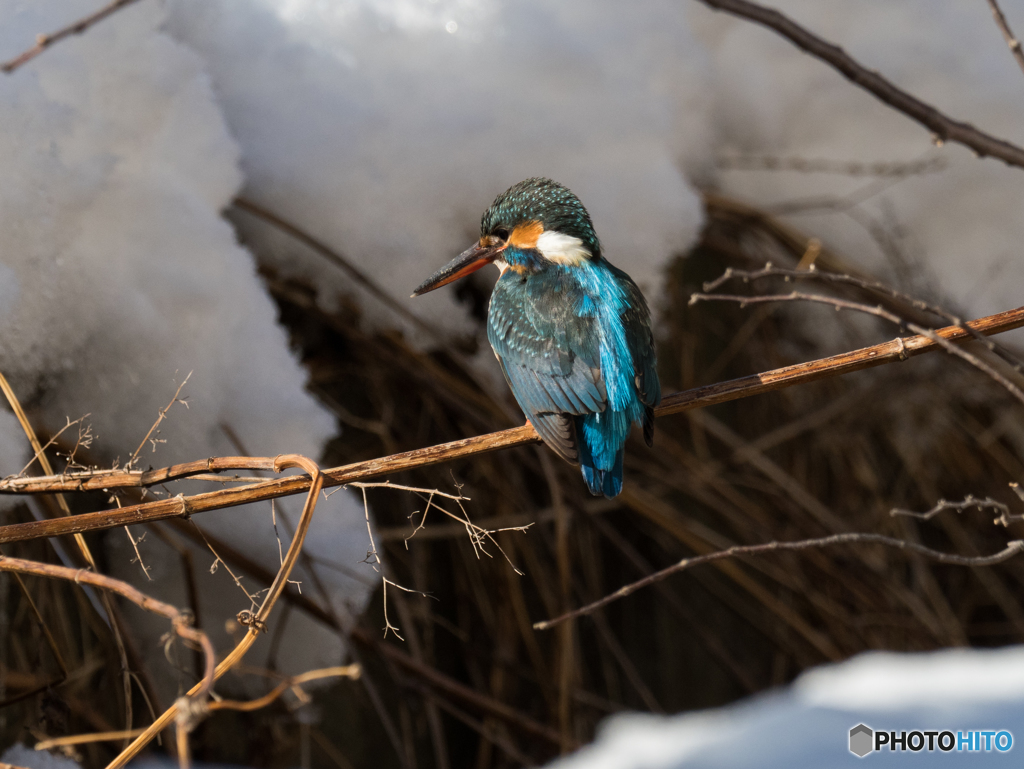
[849, 724, 873, 757]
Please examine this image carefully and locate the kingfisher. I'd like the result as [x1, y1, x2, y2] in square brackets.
[412, 178, 660, 498]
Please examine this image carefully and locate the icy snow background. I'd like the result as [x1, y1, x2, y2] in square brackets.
[162, 0, 712, 338]
[1, 0, 1024, 720]
[161, 0, 1024, 336]
[547, 646, 1024, 768]
[693, 0, 1024, 321]
[0, 0, 373, 689]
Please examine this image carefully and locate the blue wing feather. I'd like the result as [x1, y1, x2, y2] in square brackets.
[487, 257, 658, 497]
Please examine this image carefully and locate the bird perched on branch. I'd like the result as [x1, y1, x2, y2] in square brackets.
[412, 178, 660, 498]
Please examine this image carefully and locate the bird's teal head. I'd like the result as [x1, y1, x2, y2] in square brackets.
[412, 178, 601, 297]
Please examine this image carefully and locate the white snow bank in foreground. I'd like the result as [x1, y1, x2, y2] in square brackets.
[550, 646, 1024, 768]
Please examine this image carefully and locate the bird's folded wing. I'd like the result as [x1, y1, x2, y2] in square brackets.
[611, 267, 660, 447]
[488, 276, 608, 463]
[618, 269, 661, 409]
[529, 412, 578, 464]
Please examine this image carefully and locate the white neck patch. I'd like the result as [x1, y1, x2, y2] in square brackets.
[536, 230, 592, 265]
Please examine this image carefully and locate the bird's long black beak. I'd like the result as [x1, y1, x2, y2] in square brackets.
[411, 241, 505, 297]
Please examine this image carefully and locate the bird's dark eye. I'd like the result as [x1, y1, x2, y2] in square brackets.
[493, 227, 510, 241]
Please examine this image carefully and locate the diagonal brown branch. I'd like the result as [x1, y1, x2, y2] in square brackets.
[696, 0, 1024, 168]
[987, 0, 1024, 80]
[690, 291, 1024, 405]
[0, 455, 281, 494]
[701, 264, 1024, 373]
[0, 304, 1022, 545]
[1, 0, 145, 74]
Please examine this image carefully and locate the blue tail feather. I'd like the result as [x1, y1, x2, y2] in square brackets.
[577, 412, 628, 498]
[579, 448, 623, 497]
[581, 463, 602, 496]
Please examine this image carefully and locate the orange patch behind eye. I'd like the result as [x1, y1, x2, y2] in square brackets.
[508, 220, 544, 250]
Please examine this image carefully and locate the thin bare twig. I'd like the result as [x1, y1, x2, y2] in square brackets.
[14, 415, 90, 477]
[1003, 483, 1024, 527]
[208, 665, 360, 713]
[690, 288, 1024, 407]
[124, 527, 152, 581]
[353, 483, 469, 639]
[987, 0, 1024, 80]
[1, 0, 146, 74]
[0, 369, 137, 740]
[358, 484, 403, 639]
[533, 535, 1024, 630]
[892, 495, 1011, 522]
[702, 264, 1024, 373]
[129, 372, 191, 468]
[350, 481, 528, 569]
[106, 454, 325, 769]
[715, 154, 947, 177]
[697, 0, 1024, 167]
[190, 519, 259, 607]
[34, 730, 147, 751]
[2, 305, 1024, 545]
[0, 554, 215, 698]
